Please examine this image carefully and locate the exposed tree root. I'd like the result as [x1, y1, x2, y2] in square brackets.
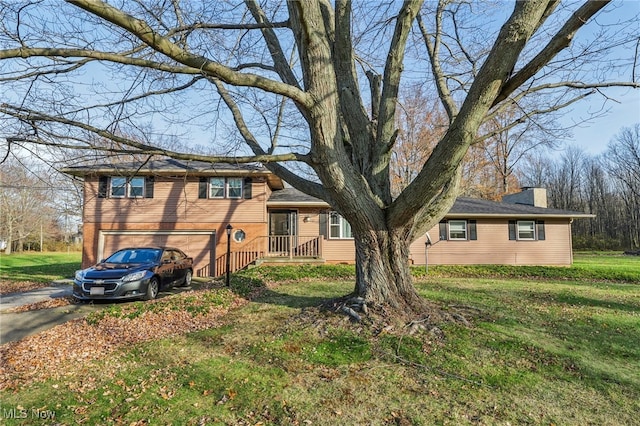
[318, 293, 475, 339]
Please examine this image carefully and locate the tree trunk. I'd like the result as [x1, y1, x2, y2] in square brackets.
[352, 228, 430, 317]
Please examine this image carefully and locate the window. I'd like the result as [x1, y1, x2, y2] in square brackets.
[439, 220, 477, 241]
[129, 177, 145, 198]
[509, 220, 545, 241]
[200, 177, 249, 199]
[209, 177, 225, 198]
[517, 220, 535, 240]
[106, 176, 152, 198]
[448, 220, 467, 240]
[227, 178, 243, 199]
[110, 177, 127, 198]
[329, 212, 353, 239]
[233, 229, 246, 242]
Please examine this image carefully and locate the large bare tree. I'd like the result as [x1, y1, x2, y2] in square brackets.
[1, 1, 638, 319]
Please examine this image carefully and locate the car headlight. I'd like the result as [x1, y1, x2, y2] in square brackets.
[75, 270, 85, 281]
[122, 270, 147, 282]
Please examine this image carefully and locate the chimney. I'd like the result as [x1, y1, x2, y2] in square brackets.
[502, 187, 547, 208]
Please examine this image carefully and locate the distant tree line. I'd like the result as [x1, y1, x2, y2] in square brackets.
[0, 158, 82, 253]
[519, 124, 640, 251]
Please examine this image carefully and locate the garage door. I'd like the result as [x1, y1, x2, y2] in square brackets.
[100, 231, 216, 277]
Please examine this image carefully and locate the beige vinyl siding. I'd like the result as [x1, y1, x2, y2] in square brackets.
[323, 239, 356, 263]
[410, 218, 573, 266]
[293, 208, 356, 263]
[83, 176, 268, 224]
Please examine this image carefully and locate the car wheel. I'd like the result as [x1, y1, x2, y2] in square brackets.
[144, 277, 159, 300]
[179, 269, 193, 287]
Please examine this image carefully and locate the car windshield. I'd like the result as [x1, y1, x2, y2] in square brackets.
[104, 249, 162, 264]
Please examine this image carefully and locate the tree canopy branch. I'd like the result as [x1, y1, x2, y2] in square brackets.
[493, 0, 611, 107]
[67, 0, 313, 108]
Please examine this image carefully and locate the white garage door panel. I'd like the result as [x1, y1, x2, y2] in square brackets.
[102, 232, 216, 277]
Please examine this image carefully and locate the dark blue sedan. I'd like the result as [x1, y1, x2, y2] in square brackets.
[73, 247, 193, 301]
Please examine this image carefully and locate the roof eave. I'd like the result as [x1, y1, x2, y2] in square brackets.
[267, 201, 330, 208]
[445, 213, 595, 219]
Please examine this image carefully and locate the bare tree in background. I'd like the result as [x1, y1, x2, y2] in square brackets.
[606, 124, 640, 250]
[391, 86, 446, 197]
[0, 159, 69, 253]
[1, 1, 638, 319]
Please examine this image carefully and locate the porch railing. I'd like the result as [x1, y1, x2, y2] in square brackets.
[205, 235, 322, 277]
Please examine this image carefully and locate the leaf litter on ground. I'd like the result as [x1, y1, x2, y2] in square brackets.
[0, 285, 246, 391]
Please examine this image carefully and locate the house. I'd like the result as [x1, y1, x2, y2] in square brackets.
[63, 159, 593, 276]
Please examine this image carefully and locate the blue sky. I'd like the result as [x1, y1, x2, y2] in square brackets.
[561, 88, 639, 156]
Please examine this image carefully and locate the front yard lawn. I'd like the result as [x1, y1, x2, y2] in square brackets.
[0, 252, 81, 294]
[1, 262, 638, 425]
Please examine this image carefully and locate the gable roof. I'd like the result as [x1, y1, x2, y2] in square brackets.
[61, 158, 284, 189]
[267, 188, 593, 219]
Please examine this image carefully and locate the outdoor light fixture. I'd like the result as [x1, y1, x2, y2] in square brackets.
[226, 224, 233, 287]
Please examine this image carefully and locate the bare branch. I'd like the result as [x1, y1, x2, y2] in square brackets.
[493, 0, 611, 106]
[416, 7, 457, 121]
[67, 0, 313, 108]
[210, 78, 327, 200]
[1, 104, 307, 165]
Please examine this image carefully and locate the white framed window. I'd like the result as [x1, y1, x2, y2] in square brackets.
[208, 177, 243, 199]
[100, 176, 153, 199]
[209, 177, 225, 198]
[128, 177, 145, 198]
[517, 220, 536, 240]
[329, 212, 353, 239]
[110, 177, 127, 198]
[227, 177, 243, 199]
[448, 220, 467, 240]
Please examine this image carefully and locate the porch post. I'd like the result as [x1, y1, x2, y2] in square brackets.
[289, 234, 293, 259]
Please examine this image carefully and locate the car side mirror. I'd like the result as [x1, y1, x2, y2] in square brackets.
[163, 259, 172, 264]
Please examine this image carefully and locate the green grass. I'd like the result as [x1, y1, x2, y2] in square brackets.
[0, 251, 82, 282]
[2, 257, 639, 425]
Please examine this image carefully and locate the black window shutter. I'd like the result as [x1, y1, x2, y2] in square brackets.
[537, 220, 546, 241]
[439, 221, 448, 241]
[243, 177, 252, 199]
[198, 177, 208, 199]
[469, 220, 477, 240]
[98, 176, 109, 198]
[319, 212, 328, 239]
[508, 220, 517, 240]
[145, 176, 154, 198]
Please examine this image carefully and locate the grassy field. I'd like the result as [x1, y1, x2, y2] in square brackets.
[0, 251, 82, 283]
[1, 254, 638, 425]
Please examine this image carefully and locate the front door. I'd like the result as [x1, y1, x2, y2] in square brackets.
[269, 210, 297, 254]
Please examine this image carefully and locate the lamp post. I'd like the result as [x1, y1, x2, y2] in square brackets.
[225, 224, 233, 286]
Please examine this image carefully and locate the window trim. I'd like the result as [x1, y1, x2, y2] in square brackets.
[227, 177, 243, 199]
[209, 177, 226, 199]
[448, 220, 468, 240]
[105, 176, 152, 199]
[207, 177, 243, 199]
[439, 219, 477, 241]
[128, 177, 145, 198]
[509, 220, 545, 241]
[328, 211, 353, 239]
[110, 176, 127, 198]
[517, 220, 536, 241]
